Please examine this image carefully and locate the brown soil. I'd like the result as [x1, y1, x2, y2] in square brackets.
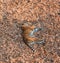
[0, 0, 60, 63]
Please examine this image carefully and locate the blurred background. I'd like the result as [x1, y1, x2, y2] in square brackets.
[0, 0, 60, 63]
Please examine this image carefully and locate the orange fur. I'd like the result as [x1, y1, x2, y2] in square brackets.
[21, 25, 38, 43]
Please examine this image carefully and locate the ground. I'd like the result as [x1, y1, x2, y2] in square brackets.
[0, 0, 60, 63]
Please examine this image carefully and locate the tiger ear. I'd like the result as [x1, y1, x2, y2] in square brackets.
[21, 25, 27, 30]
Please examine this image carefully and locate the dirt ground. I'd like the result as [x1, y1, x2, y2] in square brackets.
[0, 0, 60, 63]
